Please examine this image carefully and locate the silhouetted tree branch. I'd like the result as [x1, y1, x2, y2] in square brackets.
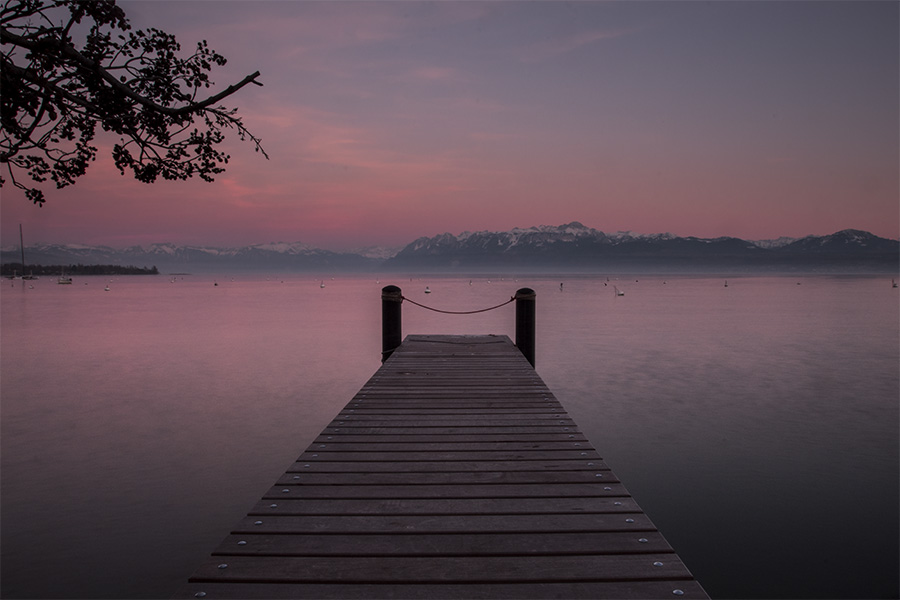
[1, 0, 267, 205]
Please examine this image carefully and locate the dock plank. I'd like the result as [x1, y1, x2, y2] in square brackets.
[177, 580, 709, 599]
[261, 482, 629, 498]
[211, 531, 674, 556]
[176, 334, 706, 599]
[296, 450, 602, 461]
[229, 512, 659, 534]
[287, 459, 606, 472]
[247, 496, 638, 515]
[186, 554, 693, 583]
[275, 471, 617, 485]
[306, 439, 594, 449]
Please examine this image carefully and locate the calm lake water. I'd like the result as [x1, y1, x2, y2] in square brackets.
[1, 273, 898, 599]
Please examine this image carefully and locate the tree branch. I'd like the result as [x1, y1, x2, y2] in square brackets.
[1, 1, 266, 204]
[1, 26, 262, 118]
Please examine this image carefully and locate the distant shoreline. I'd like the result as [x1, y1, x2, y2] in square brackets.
[1, 264, 159, 277]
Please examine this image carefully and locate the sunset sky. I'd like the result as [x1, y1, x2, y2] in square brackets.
[2, 1, 897, 251]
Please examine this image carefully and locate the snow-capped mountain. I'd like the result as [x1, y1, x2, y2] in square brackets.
[391, 222, 749, 265]
[779, 229, 897, 254]
[349, 245, 405, 261]
[395, 223, 684, 258]
[0, 241, 380, 273]
[750, 236, 798, 249]
[386, 223, 898, 272]
[2, 225, 897, 273]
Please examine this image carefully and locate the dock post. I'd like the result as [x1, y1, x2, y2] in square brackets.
[515, 287, 536, 367]
[382, 285, 402, 362]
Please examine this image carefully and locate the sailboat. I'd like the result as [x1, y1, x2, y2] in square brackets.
[614, 286, 624, 297]
[893, 279, 898, 288]
[18, 225, 39, 280]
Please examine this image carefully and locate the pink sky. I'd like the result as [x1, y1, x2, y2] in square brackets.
[2, 1, 897, 251]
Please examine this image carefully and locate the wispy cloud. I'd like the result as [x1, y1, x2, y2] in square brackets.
[520, 28, 639, 63]
[224, 97, 505, 204]
[406, 66, 463, 83]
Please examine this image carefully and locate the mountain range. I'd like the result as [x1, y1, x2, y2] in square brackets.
[2, 223, 898, 273]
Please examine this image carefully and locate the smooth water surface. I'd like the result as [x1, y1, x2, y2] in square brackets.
[2, 273, 898, 599]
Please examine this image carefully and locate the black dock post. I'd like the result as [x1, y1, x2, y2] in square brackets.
[382, 285, 402, 362]
[515, 287, 536, 367]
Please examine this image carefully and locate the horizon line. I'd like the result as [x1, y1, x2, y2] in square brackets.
[3, 225, 897, 253]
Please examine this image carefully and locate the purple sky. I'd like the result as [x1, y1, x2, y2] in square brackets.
[2, 1, 898, 250]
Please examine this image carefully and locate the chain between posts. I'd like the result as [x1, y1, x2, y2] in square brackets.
[400, 294, 515, 314]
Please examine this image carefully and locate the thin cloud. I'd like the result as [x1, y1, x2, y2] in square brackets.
[521, 28, 640, 63]
[468, 131, 528, 143]
[407, 66, 463, 83]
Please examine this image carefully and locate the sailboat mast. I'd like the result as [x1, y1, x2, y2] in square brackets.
[19, 223, 25, 272]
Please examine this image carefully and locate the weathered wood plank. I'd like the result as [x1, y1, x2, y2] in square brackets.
[322, 425, 578, 439]
[262, 482, 629, 499]
[263, 480, 628, 500]
[176, 580, 709, 599]
[247, 496, 638, 515]
[327, 425, 579, 433]
[348, 398, 559, 404]
[275, 471, 618, 485]
[288, 459, 606, 472]
[330, 415, 577, 423]
[308, 438, 592, 448]
[297, 450, 602, 461]
[339, 408, 563, 414]
[345, 405, 560, 410]
[229, 513, 658, 534]
[186, 554, 692, 583]
[211, 531, 674, 556]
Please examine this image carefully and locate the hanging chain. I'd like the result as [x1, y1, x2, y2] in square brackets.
[400, 295, 516, 315]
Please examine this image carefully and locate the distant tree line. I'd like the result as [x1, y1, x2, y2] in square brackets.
[1, 263, 159, 276]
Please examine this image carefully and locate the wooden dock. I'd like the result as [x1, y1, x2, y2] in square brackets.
[176, 334, 707, 599]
